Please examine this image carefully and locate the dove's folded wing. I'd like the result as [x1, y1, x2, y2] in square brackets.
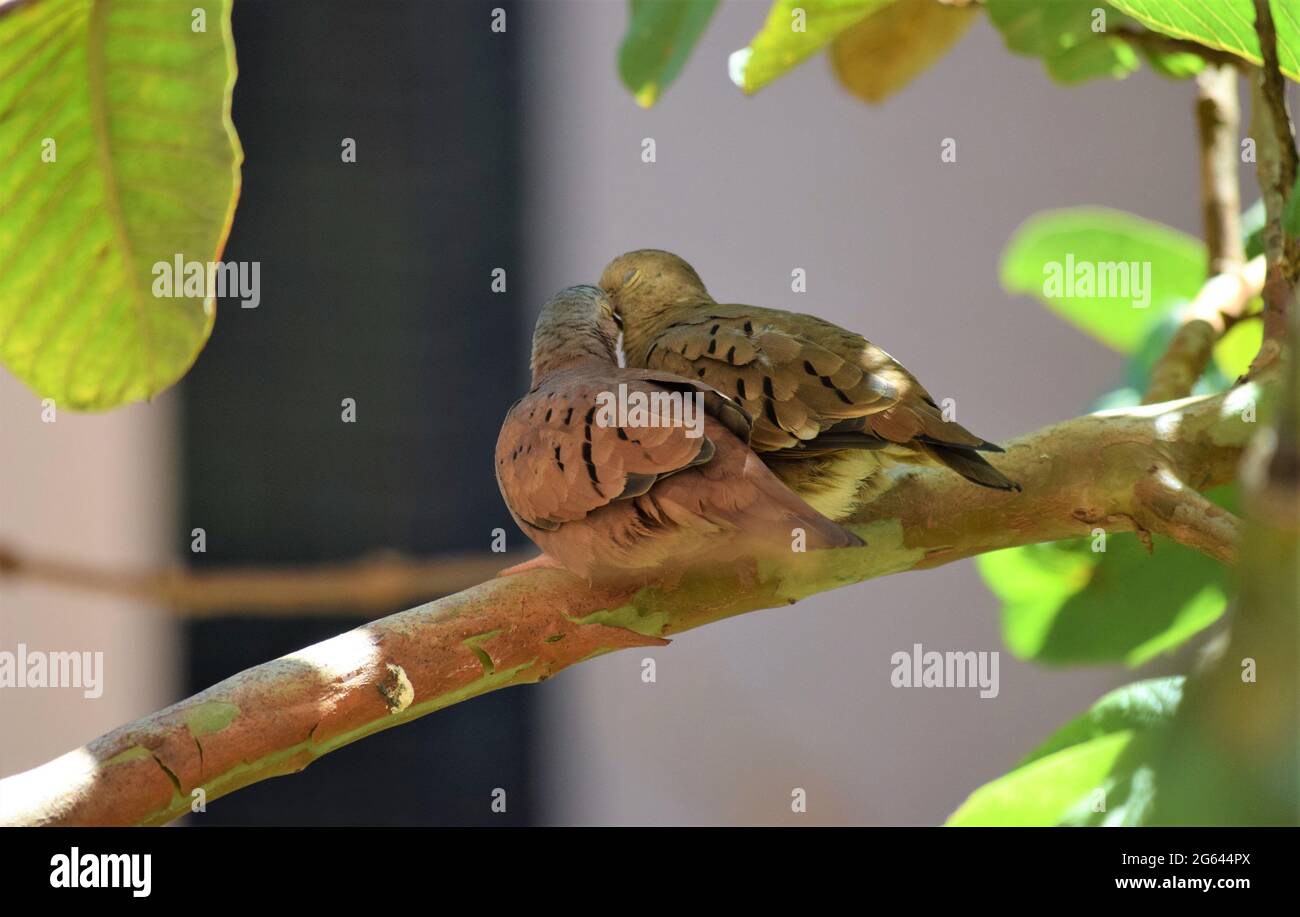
[637, 307, 909, 450]
[495, 377, 717, 531]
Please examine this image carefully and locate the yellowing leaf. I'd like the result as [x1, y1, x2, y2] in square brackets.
[830, 0, 977, 103]
[0, 0, 242, 411]
[729, 0, 894, 95]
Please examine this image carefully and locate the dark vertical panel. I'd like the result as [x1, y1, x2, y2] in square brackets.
[181, 0, 530, 825]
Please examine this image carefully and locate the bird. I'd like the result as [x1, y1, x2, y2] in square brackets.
[495, 285, 863, 584]
[598, 250, 1019, 522]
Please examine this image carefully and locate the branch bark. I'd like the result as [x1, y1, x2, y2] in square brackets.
[1143, 63, 1253, 405]
[1248, 0, 1299, 373]
[0, 376, 1268, 827]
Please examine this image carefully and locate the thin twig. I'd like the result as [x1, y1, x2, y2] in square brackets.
[0, 547, 530, 617]
[1144, 62, 1252, 405]
[1112, 26, 1251, 71]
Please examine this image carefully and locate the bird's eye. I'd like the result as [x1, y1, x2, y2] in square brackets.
[622, 269, 640, 287]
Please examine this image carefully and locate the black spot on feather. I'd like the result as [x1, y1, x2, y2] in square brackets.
[581, 442, 600, 485]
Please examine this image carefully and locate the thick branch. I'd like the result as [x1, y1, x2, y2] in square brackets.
[0, 547, 528, 617]
[1132, 466, 1242, 564]
[1248, 0, 1299, 372]
[0, 378, 1266, 827]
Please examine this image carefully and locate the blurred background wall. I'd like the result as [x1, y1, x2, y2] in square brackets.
[0, 0, 1263, 824]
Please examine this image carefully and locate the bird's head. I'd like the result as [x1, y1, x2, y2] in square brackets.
[598, 250, 711, 333]
[530, 284, 620, 381]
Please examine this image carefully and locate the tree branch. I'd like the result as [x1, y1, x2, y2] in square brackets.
[1248, 0, 1299, 373]
[1112, 26, 1251, 70]
[0, 547, 529, 617]
[1144, 63, 1254, 405]
[0, 376, 1268, 827]
[1195, 63, 1245, 277]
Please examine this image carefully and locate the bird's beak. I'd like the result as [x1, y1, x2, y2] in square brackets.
[611, 310, 624, 329]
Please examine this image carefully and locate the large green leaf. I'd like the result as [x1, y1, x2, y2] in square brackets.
[1000, 208, 1207, 353]
[985, 0, 1141, 84]
[1108, 0, 1300, 81]
[948, 677, 1183, 826]
[978, 527, 1231, 667]
[728, 0, 893, 95]
[618, 0, 719, 108]
[0, 0, 241, 411]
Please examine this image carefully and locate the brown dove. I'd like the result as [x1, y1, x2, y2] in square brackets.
[598, 250, 1019, 521]
[495, 285, 863, 584]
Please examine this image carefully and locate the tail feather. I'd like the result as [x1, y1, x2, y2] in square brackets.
[922, 443, 1020, 492]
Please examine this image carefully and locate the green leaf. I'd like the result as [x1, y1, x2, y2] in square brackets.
[948, 677, 1183, 826]
[1108, 0, 1300, 81]
[1137, 43, 1206, 79]
[729, 0, 893, 95]
[1022, 676, 1184, 765]
[1284, 171, 1300, 238]
[985, 0, 1141, 84]
[0, 0, 242, 411]
[1000, 208, 1206, 353]
[977, 526, 1231, 667]
[1242, 197, 1266, 258]
[1214, 318, 1264, 379]
[619, 0, 720, 107]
